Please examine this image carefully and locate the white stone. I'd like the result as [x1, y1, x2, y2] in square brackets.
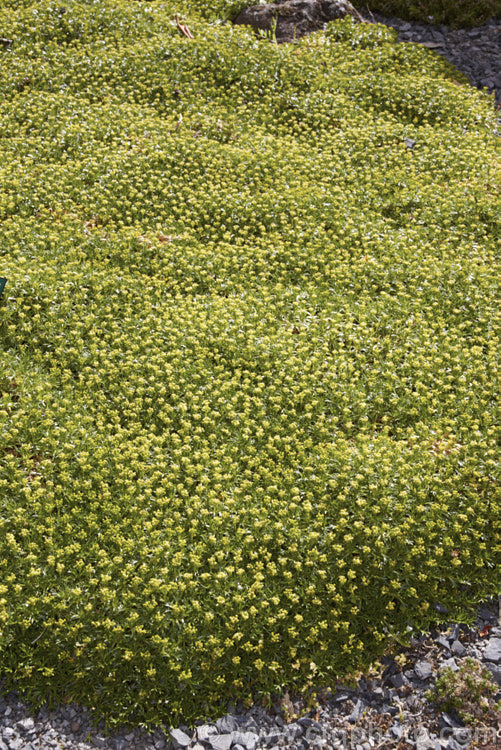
[208, 734, 233, 750]
[169, 728, 192, 749]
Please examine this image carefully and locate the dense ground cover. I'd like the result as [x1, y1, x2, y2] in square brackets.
[352, 0, 499, 29]
[0, 0, 500, 730]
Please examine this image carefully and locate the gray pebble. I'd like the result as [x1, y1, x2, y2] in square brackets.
[435, 635, 451, 651]
[215, 715, 239, 733]
[415, 660, 433, 680]
[415, 728, 435, 750]
[330, 692, 350, 704]
[197, 724, 217, 742]
[389, 724, 404, 739]
[483, 638, 501, 663]
[263, 729, 283, 746]
[91, 735, 108, 748]
[232, 731, 259, 750]
[451, 640, 467, 657]
[16, 718, 34, 733]
[449, 727, 472, 746]
[169, 728, 192, 749]
[347, 699, 364, 722]
[448, 625, 461, 641]
[284, 722, 303, 740]
[297, 716, 314, 728]
[441, 712, 462, 728]
[208, 734, 233, 750]
[389, 672, 407, 689]
[440, 657, 459, 672]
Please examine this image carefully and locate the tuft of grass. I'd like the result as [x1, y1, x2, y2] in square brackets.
[0, 0, 499, 731]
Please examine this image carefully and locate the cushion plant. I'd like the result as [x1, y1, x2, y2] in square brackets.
[0, 0, 499, 730]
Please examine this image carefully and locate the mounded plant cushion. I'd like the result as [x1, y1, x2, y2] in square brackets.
[0, 0, 499, 729]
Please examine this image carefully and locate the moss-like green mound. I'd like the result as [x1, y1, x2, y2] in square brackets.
[0, 0, 499, 730]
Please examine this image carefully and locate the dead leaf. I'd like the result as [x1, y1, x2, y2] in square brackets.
[478, 625, 492, 637]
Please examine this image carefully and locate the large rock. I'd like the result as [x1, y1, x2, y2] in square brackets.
[233, 0, 363, 43]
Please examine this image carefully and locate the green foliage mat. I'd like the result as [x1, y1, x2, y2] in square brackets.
[0, 0, 500, 730]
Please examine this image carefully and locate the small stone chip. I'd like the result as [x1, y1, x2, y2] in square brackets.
[483, 638, 501, 664]
[389, 672, 407, 689]
[414, 660, 433, 680]
[451, 640, 467, 657]
[169, 728, 192, 749]
[348, 698, 364, 722]
[216, 715, 239, 733]
[440, 657, 459, 672]
[197, 724, 217, 742]
[208, 734, 233, 750]
[16, 718, 35, 733]
[232, 731, 260, 750]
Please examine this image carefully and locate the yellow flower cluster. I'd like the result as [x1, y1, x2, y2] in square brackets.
[0, 0, 499, 729]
